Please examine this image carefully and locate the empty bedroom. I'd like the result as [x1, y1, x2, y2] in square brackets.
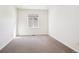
[0, 5, 79, 53]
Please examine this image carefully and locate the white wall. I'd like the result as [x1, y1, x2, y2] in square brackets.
[17, 9, 48, 35]
[48, 6, 79, 52]
[1, 5, 79, 52]
[0, 6, 16, 50]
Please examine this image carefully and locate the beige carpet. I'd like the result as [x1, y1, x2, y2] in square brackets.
[0, 35, 74, 53]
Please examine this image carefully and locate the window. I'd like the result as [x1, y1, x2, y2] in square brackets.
[28, 14, 39, 28]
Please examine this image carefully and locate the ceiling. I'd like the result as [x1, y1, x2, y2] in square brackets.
[16, 5, 50, 10]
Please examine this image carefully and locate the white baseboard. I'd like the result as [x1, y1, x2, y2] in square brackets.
[16, 34, 48, 36]
[0, 38, 13, 50]
[48, 34, 78, 53]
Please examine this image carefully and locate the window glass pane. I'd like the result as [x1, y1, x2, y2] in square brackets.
[28, 14, 39, 28]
